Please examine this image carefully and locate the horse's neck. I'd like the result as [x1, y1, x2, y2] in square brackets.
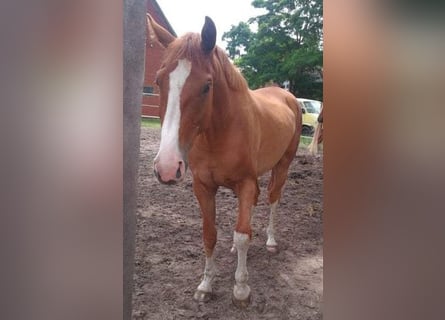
[203, 83, 253, 142]
[210, 53, 252, 124]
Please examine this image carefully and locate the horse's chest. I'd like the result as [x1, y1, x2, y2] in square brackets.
[189, 150, 254, 187]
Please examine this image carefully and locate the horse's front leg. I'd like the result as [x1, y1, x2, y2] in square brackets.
[192, 180, 218, 302]
[232, 179, 259, 308]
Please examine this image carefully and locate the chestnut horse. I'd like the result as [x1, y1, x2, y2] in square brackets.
[150, 16, 302, 307]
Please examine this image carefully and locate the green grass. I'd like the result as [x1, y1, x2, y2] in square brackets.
[299, 135, 313, 149]
[141, 117, 161, 128]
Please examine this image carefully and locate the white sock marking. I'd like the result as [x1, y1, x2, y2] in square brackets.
[233, 231, 250, 300]
[266, 201, 278, 247]
[230, 208, 254, 254]
[197, 254, 216, 293]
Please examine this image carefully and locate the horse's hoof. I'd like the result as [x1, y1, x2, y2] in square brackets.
[232, 292, 251, 308]
[266, 245, 278, 253]
[193, 290, 212, 302]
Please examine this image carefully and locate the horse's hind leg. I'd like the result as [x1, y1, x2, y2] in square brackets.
[266, 199, 279, 252]
[266, 147, 296, 253]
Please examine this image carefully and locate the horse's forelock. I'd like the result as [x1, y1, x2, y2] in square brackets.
[162, 33, 248, 91]
[162, 33, 205, 69]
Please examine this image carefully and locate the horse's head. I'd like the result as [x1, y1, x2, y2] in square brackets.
[151, 16, 217, 184]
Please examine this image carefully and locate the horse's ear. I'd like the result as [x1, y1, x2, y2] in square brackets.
[201, 16, 216, 54]
[147, 13, 176, 48]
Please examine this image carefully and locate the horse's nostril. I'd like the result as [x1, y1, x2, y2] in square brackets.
[176, 167, 182, 179]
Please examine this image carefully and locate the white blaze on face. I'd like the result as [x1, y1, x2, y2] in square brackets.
[156, 59, 192, 165]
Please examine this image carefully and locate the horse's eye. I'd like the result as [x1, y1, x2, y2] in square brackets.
[202, 81, 211, 94]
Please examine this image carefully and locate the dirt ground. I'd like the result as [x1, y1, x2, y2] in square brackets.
[133, 126, 323, 320]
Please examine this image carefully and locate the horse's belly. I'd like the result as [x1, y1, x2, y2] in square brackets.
[256, 111, 296, 175]
[256, 143, 291, 175]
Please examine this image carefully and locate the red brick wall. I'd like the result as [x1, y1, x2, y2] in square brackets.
[144, 1, 175, 118]
[142, 37, 164, 117]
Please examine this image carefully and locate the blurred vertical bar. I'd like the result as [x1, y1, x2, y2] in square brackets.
[123, 0, 146, 319]
[1, 0, 126, 319]
[325, 1, 445, 320]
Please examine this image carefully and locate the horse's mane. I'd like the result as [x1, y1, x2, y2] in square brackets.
[162, 33, 248, 92]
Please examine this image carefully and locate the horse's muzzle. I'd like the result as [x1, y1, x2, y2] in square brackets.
[153, 157, 187, 185]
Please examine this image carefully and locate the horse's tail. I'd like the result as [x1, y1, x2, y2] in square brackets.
[308, 122, 322, 156]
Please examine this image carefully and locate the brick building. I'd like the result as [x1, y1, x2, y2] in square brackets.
[143, 0, 176, 118]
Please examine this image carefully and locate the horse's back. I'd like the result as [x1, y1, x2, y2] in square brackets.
[252, 87, 300, 120]
[250, 87, 301, 174]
